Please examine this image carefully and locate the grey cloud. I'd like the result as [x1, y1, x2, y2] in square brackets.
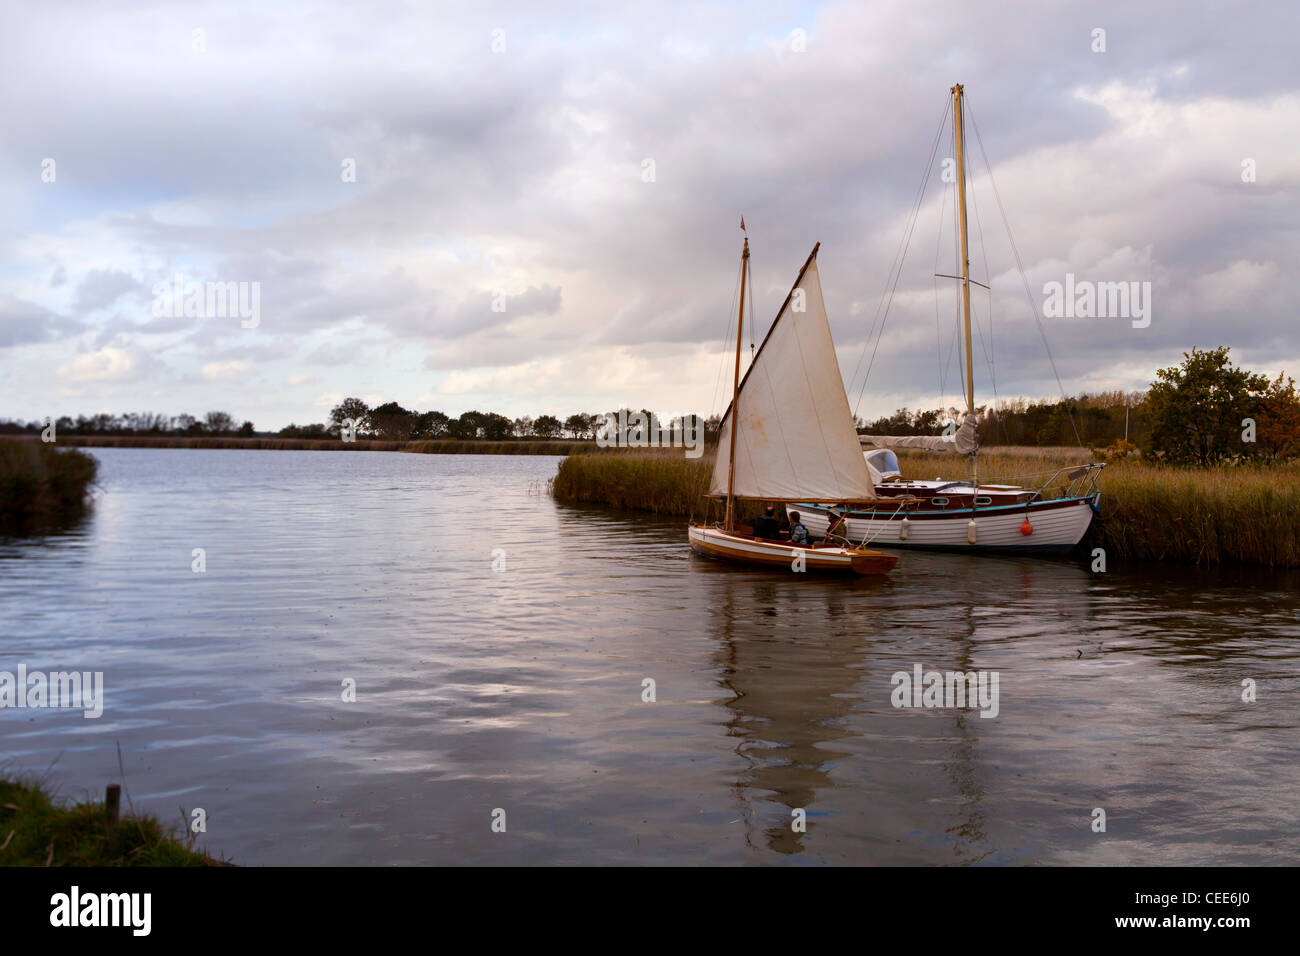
[0, 295, 81, 348]
[75, 268, 140, 313]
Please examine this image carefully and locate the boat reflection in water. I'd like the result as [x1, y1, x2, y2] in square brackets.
[699, 552, 1098, 861]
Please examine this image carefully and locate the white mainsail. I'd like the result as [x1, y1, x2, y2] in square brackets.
[709, 248, 876, 502]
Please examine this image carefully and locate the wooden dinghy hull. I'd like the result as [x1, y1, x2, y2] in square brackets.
[688, 525, 898, 576]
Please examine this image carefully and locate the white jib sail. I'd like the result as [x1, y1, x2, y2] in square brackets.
[709, 250, 876, 502]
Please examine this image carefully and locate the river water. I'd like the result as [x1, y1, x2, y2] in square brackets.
[1, 448, 1297, 865]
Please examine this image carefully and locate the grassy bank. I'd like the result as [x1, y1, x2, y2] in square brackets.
[0, 441, 98, 535]
[0, 778, 224, 866]
[550, 447, 1300, 567]
[11, 435, 598, 455]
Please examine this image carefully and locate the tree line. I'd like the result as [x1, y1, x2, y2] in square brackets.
[6, 348, 1294, 466]
[0, 411, 255, 437]
[860, 347, 1300, 465]
[281, 400, 725, 442]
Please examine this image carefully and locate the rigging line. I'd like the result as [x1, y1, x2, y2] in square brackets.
[966, 98, 1084, 448]
[970, 300, 1002, 443]
[851, 95, 951, 419]
[850, 96, 950, 408]
[933, 124, 954, 411]
[966, 139, 998, 399]
[710, 256, 744, 418]
[967, 130, 1009, 446]
[942, 306, 962, 419]
[935, 120, 956, 411]
[746, 254, 756, 362]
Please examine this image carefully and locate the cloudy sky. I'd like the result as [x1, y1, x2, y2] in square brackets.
[2, 0, 1296, 430]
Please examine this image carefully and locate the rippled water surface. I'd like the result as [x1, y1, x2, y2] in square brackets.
[2, 448, 1297, 865]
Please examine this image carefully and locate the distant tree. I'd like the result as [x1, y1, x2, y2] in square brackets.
[329, 397, 371, 437]
[534, 414, 562, 438]
[449, 410, 487, 440]
[413, 410, 450, 440]
[913, 408, 943, 434]
[171, 414, 206, 436]
[238, 421, 255, 437]
[126, 411, 168, 433]
[77, 413, 123, 434]
[513, 416, 535, 438]
[366, 402, 415, 440]
[1146, 347, 1269, 465]
[278, 422, 327, 438]
[637, 409, 663, 436]
[482, 413, 513, 440]
[1035, 405, 1073, 447]
[564, 413, 596, 439]
[1253, 373, 1300, 461]
[205, 411, 236, 435]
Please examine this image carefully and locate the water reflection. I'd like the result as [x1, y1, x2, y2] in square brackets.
[710, 573, 869, 854]
[702, 551, 1110, 863]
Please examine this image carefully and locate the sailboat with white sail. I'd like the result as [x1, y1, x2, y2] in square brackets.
[795, 84, 1104, 553]
[688, 237, 897, 576]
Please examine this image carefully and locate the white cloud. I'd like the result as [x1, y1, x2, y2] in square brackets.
[201, 360, 251, 381]
[56, 346, 139, 383]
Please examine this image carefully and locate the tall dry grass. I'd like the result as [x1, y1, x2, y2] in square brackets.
[551, 446, 1300, 567]
[550, 448, 714, 515]
[1090, 460, 1300, 566]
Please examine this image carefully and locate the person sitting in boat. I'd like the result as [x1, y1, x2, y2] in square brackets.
[822, 505, 847, 544]
[788, 511, 810, 546]
[752, 505, 781, 541]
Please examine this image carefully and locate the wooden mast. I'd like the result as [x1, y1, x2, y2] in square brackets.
[952, 83, 978, 491]
[724, 236, 749, 531]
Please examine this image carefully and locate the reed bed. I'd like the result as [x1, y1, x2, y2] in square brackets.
[1089, 460, 1300, 567]
[550, 447, 714, 515]
[0, 441, 98, 535]
[551, 446, 1300, 567]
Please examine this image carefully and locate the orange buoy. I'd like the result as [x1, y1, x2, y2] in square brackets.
[1020, 518, 1033, 536]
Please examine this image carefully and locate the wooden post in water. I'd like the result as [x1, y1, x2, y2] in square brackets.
[105, 783, 120, 831]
